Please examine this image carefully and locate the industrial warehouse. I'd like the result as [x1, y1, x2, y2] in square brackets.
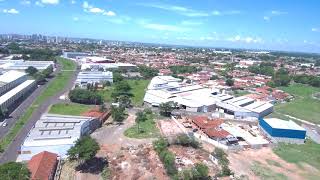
[75, 71, 113, 88]
[0, 71, 36, 113]
[259, 118, 307, 144]
[144, 76, 274, 119]
[17, 114, 99, 161]
[0, 60, 54, 71]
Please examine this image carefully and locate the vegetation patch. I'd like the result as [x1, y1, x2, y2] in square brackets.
[273, 140, 320, 170]
[0, 57, 76, 150]
[274, 84, 320, 123]
[124, 110, 160, 139]
[266, 159, 282, 168]
[49, 103, 93, 116]
[102, 80, 149, 106]
[251, 161, 287, 180]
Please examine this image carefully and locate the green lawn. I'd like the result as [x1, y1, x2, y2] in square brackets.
[0, 57, 76, 150]
[273, 140, 320, 170]
[124, 113, 160, 139]
[234, 90, 250, 97]
[274, 84, 320, 124]
[99, 79, 150, 106]
[251, 161, 287, 180]
[49, 103, 92, 116]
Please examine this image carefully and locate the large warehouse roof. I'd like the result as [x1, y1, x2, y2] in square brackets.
[23, 114, 94, 147]
[244, 101, 274, 113]
[0, 70, 26, 84]
[263, 118, 306, 131]
[224, 96, 254, 107]
[0, 80, 34, 105]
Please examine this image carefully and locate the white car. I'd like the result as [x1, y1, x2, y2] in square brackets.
[2, 122, 7, 127]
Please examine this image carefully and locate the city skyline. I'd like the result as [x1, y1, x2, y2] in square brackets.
[0, 0, 320, 53]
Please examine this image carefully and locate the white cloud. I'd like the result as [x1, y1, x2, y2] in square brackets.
[35, 1, 44, 6]
[41, 0, 59, 4]
[312, 28, 319, 32]
[212, 10, 221, 16]
[73, 17, 79, 21]
[105, 16, 131, 24]
[212, 10, 241, 16]
[103, 11, 116, 16]
[271, 10, 288, 15]
[227, 35, 263, 43]
[263, 16, 270, 21]
[21, 0, 31, 5]
[142, 23, 189, 32]
[71, 0, 76, 4]
[138, 3, 209, 17]
[3, 8, 19, 14]
[83, 1, 116, 16]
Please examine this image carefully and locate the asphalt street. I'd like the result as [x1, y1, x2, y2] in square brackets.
[0, 62, 78, 164]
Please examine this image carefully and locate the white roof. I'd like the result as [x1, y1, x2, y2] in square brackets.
[263, 118, 306, 131]
[225, 96, 254, 105]
[244, 101, 273, 113]
[23, 114, 94, 147]
[0, 80, 34, 105]
[0, 70, 26, 84]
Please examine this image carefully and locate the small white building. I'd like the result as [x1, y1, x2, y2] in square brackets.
[17, 114, 97, 161]
[75, 71, 113, 88]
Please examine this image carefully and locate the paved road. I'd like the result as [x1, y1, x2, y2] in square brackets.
[0, 62, 78, 164]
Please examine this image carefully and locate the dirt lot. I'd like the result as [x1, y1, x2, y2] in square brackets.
[100, 143, 168, 180]
[169, 145, 219, 177]
[228, 147, 320, 180]
[158, 119, 184, 137]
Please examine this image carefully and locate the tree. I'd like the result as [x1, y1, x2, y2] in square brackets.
[273, 68, 291, 87]
[25, 66, 38, 76]
[42, 65, 54, 78]
[34, 72, 46, 84]
[225, 78, 234, 86]
[138, 65, 159, 79]
[99, 104, 107, 112]
[210, 75, 219, 80]
[0, 162, 30, 180]
[67, 136, 100, 163]
[135, 111, 148, 133]
[113, 72, 124, 83]
[111, 106, 125, 123]
[0, 108, 7, 120]
[192, 163, 209, 179]
[69, 89, 103, 105]
[118, 95, 132, 108]
[159, 101, 178, 117]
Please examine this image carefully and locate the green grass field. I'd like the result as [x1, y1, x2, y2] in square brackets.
[0, 57, 76, 150]
[124, 113, 160, 139]
[99, 79, 150, 106]
[251, 161, 287, 180]
[49, 103, 92, 116]
[274, 84, 320, 124]
[273, 140, 320, 170]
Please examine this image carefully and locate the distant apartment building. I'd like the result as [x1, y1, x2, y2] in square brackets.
[62, 51, 89, 59]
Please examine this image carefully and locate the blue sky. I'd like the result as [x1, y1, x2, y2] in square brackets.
[0, 0, 320, 53]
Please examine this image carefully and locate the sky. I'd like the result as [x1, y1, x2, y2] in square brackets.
[0, 0, 320, 53]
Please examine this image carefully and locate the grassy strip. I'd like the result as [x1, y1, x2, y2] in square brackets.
[251, 161, 287, 180]
[273, 140, 320, 170]
[274, 84, 320, 124]
[0, 57, 76, 150]
[99, 79, 150, 106]
[124, 113, 160, 139]
[49, 103, 92, 116]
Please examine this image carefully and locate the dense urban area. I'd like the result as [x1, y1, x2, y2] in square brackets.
[0, 34, 320, 180]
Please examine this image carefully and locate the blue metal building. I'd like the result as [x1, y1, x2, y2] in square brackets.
[259, 118, 306, 144]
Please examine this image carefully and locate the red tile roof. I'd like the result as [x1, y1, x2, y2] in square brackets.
[192, 116, 224, 129]
[28, 151, 58, 180]
[203, 128, 230, 138]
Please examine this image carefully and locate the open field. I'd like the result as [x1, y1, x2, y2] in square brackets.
[274, 83, 320, 124]
[124, 113, 160, 139]
[229, 147, 320, 179]
[0, 57, 76, 149]
[274, 140, 320, 170]
[99, 79, 150, 106]
[49, 103, 93, 116]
